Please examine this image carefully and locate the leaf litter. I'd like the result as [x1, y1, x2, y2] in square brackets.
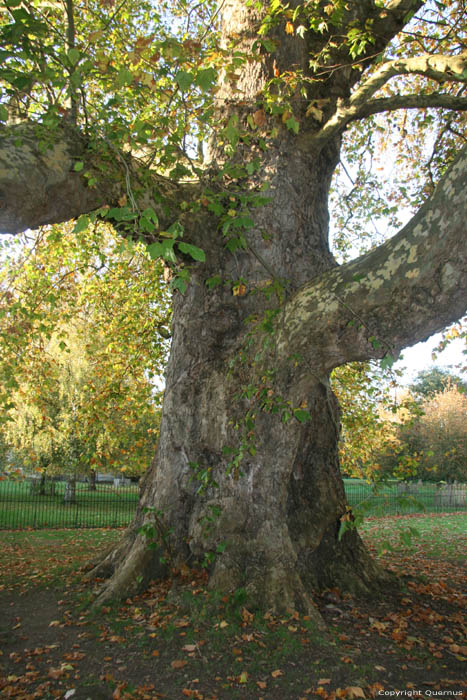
[0, 516, 465, 699]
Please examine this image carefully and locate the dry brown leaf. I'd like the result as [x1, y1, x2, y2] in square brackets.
[253, 110, 267, 128]
[171, 659, 188, 669]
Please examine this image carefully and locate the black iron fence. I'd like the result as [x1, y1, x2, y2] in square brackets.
[344, 479, 467, 516]
[0, 477, 466, 530]
[0, 477, 139, 529]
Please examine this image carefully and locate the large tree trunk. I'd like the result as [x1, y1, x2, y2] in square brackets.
[88, 126, 390, 623]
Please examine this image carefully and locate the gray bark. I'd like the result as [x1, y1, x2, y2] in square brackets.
[0, 124, 112, 234]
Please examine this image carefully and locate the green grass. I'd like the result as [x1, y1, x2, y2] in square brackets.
[0, 478, 138, 529]
[0, 528, 123, 588]
[359, 512, 467, 560]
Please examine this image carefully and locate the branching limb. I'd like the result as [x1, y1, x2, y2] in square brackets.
[355, 92, 467, 119]
[349, 52, 467, 106]
[277, 145, 467, 373]
[308, 51, 467, 146]
[0, 122, 192, 236]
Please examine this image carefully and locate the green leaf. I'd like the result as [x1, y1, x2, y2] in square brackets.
[161, 239, 177, 263]
[380, 353, 395, 370]
[147, 242, 163, 260]
[167, 221, 184, 238]
[294, 408, 311, 423]
[141, 207, 159, 225]
[74, 161, 84, 172]
[175, 70, 193, 91]
[195, 67, 216, 91]
[285, 116, 299, 134]
[205, 275, 222, 289]
[171, 276, 187, 294]
[177, 242, 205, 262]
[116, 66, 133, 87]
[224, 116, 240, 146]
[139, 216, 156, 233]
[107, 206, 136, 221]
[0, 105, 9, 121]
[67, 48, 80, 66]
[73, 215, 90, 234]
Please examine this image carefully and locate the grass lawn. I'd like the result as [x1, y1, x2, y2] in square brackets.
[0, 513, 465, 699]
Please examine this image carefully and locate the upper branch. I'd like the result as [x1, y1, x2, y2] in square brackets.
[307, 51, 467, 147]
[355, 92, 467, 119]
[277, 145, 467, 374]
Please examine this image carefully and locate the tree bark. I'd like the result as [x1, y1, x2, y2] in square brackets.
[88, 469, 97, 491]
[64, 476, 76, 504]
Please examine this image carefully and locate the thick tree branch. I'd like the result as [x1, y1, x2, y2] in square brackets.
[278, 145, 467, 373]
[350, 52, 467, 106]
[308, 51, 467, 147]
[0, 123, 120, 234]
[0, 122, 188, 236]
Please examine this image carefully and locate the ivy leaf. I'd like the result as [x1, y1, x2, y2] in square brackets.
[177, 242, 205, 262]
[381, 353, 395, 370]
[205, 275, 222, 289]
[294, 409, 311, 423]
[74, 161, 84, 172]
[73, 215, 89, 233]
[285, 116, 300, 134]
[147, 242, 163, 260]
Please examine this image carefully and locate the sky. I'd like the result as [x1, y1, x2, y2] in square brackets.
[394, 333, 465, 385]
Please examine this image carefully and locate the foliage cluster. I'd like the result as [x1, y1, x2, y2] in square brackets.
[339, 367, 467, 484]
[0, 224, 170, 480]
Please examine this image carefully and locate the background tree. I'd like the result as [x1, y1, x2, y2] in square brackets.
[0, 225, 169, 489]
[382, 384, 467, 483]
[332, 362, 400, 482]
[1, 0, 467, 624]
[409, 366, 466, 398]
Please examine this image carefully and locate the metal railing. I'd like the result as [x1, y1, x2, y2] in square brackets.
[0, 477, 139, 529]
[0, 477, 465, 530]
[344, 479, 467, 517]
